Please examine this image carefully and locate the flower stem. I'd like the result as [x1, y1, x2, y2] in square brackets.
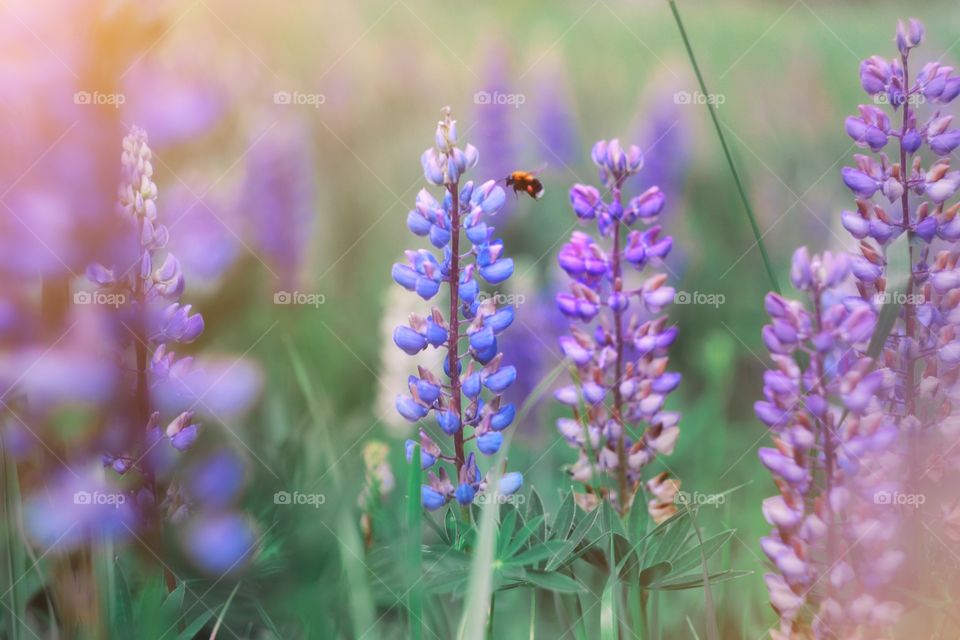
[611, 188, 630, 512]
[446, 182, 465, 479]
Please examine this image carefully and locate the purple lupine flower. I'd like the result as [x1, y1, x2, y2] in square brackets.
[757, 249, 903, 639]
[473, 51, 517, 215]
[840, 23, 960, 622]
[534, 61, 579, 167]
[87, 127, 210, 511]
[241, 123, 316, 288]
[554, 137, 681, 517]
[396, 107, 522, 509]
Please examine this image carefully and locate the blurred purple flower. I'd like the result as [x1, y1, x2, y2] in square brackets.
[241, 123, 316, 288]
[23, 468, 138, 551]
[181, 510, 259, 575]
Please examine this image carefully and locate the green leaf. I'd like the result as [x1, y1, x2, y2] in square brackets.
[627, 494, 648, 541]
[0, 445, 27, 640]
[599, 572, 618, 640]
[669, 530, 735, 577]
[526, 489, 546, 542]
[638, 561, 672, 586]
[599, 501, 626, 539]
[209, 582, 241, 640]
[503, 516, 545, 560]
[175, 610, 214, 640]
[444, 507, 459, 546]
[159, 581, 185, 623]
[551, 491, 576, 540]
[112, 561, 136, 640]
[496, 507, 519, 559]
[649, 570, 753, 591]
[507, 540, 571, 567]
[522, 570, 586, 593]
[566, 506, 600, 547]
[646, 511, 693, 566]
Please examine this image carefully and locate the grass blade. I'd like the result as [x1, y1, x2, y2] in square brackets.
[407, 444, 424, 640]
[681, 503, 719, 640]
[667, 0, 780, 294]
[1, 443, 26, 640]
[209, 581, 241, 640]
[285, 341, 376, 636]
[457, 474, 499, 640]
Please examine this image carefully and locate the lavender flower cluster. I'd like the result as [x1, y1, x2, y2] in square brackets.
[554, 139, 681, 517]
[394, 107, 522, 510]
[757, 250, 902, 639]
[89, 127, 205, 483]
[760, 17, 960, 637]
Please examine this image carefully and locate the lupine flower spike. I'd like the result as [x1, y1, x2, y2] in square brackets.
[757, 249, 902, 639]
[395, 107, 522, 510]
[87, 127, 205, 518]
[816, 16, 960, 637]
[555, 138, 681, 518]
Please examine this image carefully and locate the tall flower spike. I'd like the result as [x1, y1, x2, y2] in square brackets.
[832, 17, 960, 636]
[757, 249, 902, 639]
[555, 137, 680, 517]
[397, 107, 521, 510]
[89, 126, 206, 515]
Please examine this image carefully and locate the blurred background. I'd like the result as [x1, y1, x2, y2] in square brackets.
[1, 0, 958, 637]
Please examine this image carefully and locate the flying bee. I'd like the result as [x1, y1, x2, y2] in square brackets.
[505, 167, 545, 200]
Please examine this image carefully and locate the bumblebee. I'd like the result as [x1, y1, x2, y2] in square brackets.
[505, 170, 545, 200]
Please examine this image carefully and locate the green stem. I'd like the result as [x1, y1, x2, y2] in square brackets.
[486, 592, 496, 640]
[407, 445, 424, 640]
[667, 0, 780, 295]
